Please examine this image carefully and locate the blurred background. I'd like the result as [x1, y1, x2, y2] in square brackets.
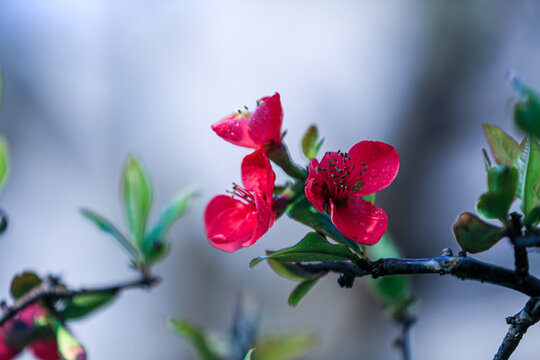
[0, 0, 540, 359]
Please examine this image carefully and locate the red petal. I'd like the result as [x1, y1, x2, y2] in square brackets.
[330, 194, 387, 245]
[204, 195, 257, 252]
[211, 114, 259, 148]
[30, 339, 60, 360]
[248, 93, 283, 145]
[348, 141, 399, 195]
[305, 159, 326, 212]
[241, 150, 275, 200]
[243, 194, 274, 247]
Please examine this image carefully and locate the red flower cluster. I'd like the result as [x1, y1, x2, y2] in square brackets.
[305, 141, 399, 245]
[0, 304, 60, 360]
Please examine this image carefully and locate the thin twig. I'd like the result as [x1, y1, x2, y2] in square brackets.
[493, 297, 540, 360]
[0, 275, 160, 327]
[294, 255, 540, 296]
[394, 314, 415, 360]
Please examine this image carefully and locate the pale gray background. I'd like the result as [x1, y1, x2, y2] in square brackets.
[0, 1, 540, 359]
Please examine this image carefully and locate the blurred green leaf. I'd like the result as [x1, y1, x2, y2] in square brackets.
[0, 137, 9, 193]
[60, 290, 117, 320]
[250, 232, 357, 268]
[267, 258, 321, 282]
[169, 319, 219, 360]
[483, 124, 519, 167]
[523, 206, 540, 228]
[361, 193, 376, 204]
[367, 234, 410, 306]
[286, 196, 361, 255]
[254, 332, 318, 360]
[53, 319, 86, 360]
[453, 212, 505, 253]
[288, 276, 321, 307]
[80, 208, 139, 261]
[301, 125, 323, 159]
[123, 155, 153, 248]
[143, 187, 197, 262]
[10, 272, 42, 300]
[513, 136, 540, 216]
[244, 349, 255, 360]
[513, 79, 540, 138]
[477, 165, 518, 222]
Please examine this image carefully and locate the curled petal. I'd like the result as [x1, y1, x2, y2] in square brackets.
[30, 339, 60, 360]
[243, 194, 274, 248]
[348, 141, 399, 195]
[330, 194, 387, 245]
[211, 114, 259, 148]
[248, 93, 283, 145]
[241, 150, 275, 200]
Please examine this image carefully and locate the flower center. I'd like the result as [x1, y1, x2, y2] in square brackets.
[233, 106, 251, 118]
[317, 151, 368, 201]
[227, 183, 256, 207]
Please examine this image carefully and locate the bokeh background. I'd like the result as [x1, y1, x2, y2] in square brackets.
[0, 1, 540, 359]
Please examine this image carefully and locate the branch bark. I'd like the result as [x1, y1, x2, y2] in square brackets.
[0, 275, 159, 327]
[294, 255, 540, 296]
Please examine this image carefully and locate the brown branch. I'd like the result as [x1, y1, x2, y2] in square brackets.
[0, 275, 160, 327]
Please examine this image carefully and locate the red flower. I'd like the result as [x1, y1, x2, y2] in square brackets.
[0, 330, 21, 360]
[18, 305, 60, 360]
[204, 149, 276, 252]
[305, 141, 399, 245]
[211, 93, 283, 149]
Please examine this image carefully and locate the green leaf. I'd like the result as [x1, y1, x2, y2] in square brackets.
[453, 212, 505, 253]
[60, 290, 117, 320]
[362, 193, 376, 204]
[53, 319, 86, 360]
[123, 155, 153, 248]
[254, 332, 318, 360]
[286, 196, 361, 254]
[169, 319, 218, 360]
[523, 206, 540, 228]
[301, 125, 324, 159]
[367, 234, 410, 305]
[476, 165, 518, 222]
[250, 232, 357, 268]
[483, 124, 519, 166]
[244, 349, 255, 360]
[267, 258, 321, 281]
[143, 187, 197, 263]
[513, 136, 540, 216]
[0, 137, 9, 193]
[288, 276, 321, 307]
[80, 208, 139, 261]
[10, 272, 42, 300]
[513, 79, 540, 138]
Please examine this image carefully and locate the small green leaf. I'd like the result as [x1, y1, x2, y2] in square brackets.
[288, 276, 321, 307]
[123, 155, 153, 248]
[80, 208, 139, 261]
[254, 332, 318, 360]
[143, 187, 197, 262]
[53, 320, 86, 360]
[453, 212, 505, 253]
[367, 234, 410, 305]
[10, 272, 42, 300]
[476, 165, 518, 222]
[244, 349, 255, 360]
[169, 319, 218, 360]
[362, 193, 376, 204]
[267, 258, 321, 281]
[523, 206, 540, 228]
[0, 137, 9, 193]
[60, 290, 117, 320]
[250, 232, 357, 268]
[483, 124, 519, 166]
[513, 136, 540, 216]
[301, 125, 324, 159]
[513, 79, 540, 138]
[286, 196, 361, 254]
